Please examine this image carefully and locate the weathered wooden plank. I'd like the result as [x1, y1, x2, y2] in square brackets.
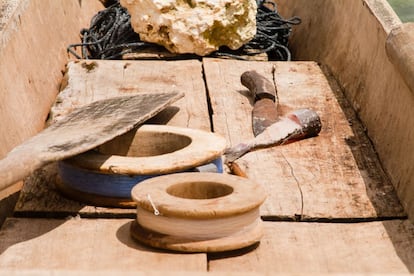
[51, 59, 209, 131]
[15, 59, 210, 217]
[203, 58, 405, 219]
[0, 217, 206, 272]
[208, 220, 414, 273]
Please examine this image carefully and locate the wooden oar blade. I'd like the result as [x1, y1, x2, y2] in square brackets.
[0, 92, 183, 192]
[41, 92, 183, 158]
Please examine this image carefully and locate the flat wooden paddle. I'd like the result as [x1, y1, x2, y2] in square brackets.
[0, 92, 183, 192]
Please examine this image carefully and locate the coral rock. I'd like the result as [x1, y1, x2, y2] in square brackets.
[120, 0, 257, 56]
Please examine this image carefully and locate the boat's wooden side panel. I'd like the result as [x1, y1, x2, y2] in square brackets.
[276, 0, 414, 221]
[387, 23, 414, 101]
[0, 218, 206, 271]
[209, 220, 414, 273]
[15, 59, 209, 217]
[0, 0, 102, 158]
[204, 59, 405, 220]
[0, 0, 102, 224]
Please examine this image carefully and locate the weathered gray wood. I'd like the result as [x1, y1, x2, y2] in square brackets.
[204, 58, 405, 220]
[0, 93, 182, 193]
[208, 220, 414, 273]
[0, 218, 206, 271]
[51, 60, 210, 131]
[15, 59, 209, 216]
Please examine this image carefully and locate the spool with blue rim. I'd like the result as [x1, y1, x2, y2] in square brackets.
[56, 124, 227, 208]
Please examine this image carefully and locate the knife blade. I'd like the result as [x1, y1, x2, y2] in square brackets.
[224, 108, 322, 164]
[241, 70, 279, 136]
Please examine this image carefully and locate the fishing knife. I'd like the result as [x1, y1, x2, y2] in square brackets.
[241, 70, 279, 136]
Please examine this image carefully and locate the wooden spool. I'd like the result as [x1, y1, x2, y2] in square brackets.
[130, 172, 267, 252]
[56, 125, 227, 208]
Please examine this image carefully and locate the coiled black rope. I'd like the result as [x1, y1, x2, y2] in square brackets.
[213, 0, 301, 60]
[67, 2, 145, 59]
[67, 0, 300, 61]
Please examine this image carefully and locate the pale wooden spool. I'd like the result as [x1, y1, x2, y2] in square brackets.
[56, 125, 227, 207]
[130, 172, 267, 252]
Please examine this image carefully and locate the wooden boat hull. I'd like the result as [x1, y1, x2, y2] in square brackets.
[1, 0, 414, 273]
[2, 0, 410, 224]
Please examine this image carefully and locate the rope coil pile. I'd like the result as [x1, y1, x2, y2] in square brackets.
[67, 0, 301, 60]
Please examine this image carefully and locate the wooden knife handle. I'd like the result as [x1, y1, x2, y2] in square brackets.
[0, 146, 44, 193]
[241, 70, 277, 102]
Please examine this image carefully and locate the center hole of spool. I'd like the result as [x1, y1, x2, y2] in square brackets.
[166, 182, 233, 199]
[98, 129, 192, 157]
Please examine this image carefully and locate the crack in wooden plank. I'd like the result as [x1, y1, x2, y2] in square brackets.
[281, 152, 304, 220]
[201, 62, 215, 132]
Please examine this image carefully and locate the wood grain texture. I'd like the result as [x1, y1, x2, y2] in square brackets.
[69, 125, 226, 174]
[0, 0, 102, 158]
[15, 59, 209, 216]
[130, 218, 263, 253]
[0, 218, 206, 272]
[208, 220, 414, 273]
[51, 60, 210, 131]
[203, 59, 405, 220]
[131, 172, 266, 218]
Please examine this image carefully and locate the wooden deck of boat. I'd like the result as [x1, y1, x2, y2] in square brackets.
[1, 59, 414, 273]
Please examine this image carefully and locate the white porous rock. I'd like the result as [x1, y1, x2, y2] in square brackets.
[120, 0, 257, 56]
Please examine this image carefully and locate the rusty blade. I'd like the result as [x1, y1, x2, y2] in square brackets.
[225, 109, 322, 164]
[252, 98, 279, 136]
[241, 70, 279, 136]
